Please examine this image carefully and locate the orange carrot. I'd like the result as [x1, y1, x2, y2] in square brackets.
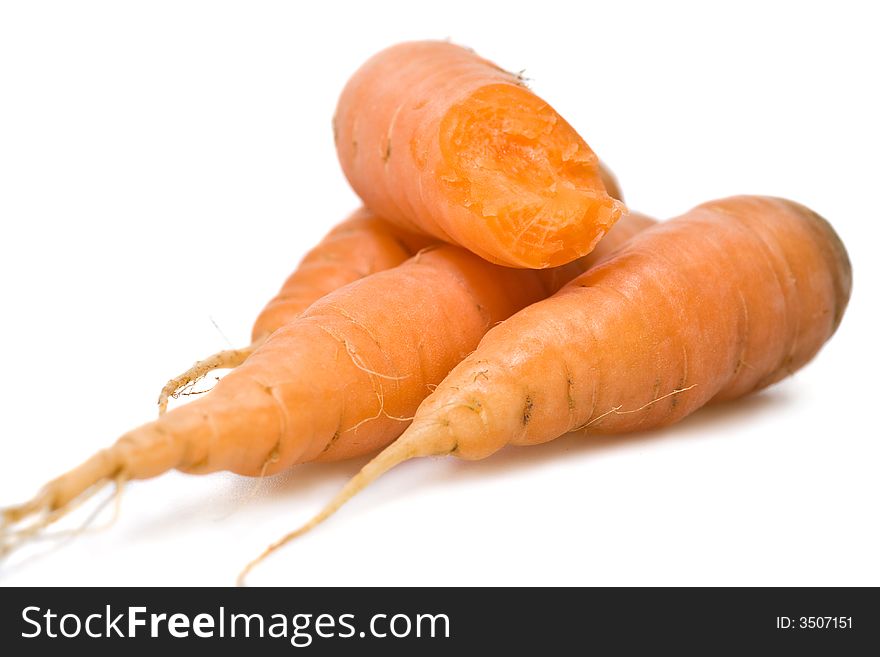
[250, 208, 432, 343]
[157, 208, 431, 414]
[158, 167, 628, 414]
[244, 196, 850, 581]
[1, 212, 651, 554]
[335, 41, 626, 268]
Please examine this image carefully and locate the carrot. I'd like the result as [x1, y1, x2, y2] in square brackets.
[243, 196, 850, 582]
[158, 166, 624, 414]
[250, 209, 431, 345]
[1, 212, 651, 554]
[157, 208, 432, 414]
[334, 40, 627, 268]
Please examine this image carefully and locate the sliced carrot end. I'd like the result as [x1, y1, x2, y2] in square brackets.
[440, 83, 624, 268]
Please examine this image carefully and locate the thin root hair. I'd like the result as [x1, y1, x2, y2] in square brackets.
[576, 384, 699, 431]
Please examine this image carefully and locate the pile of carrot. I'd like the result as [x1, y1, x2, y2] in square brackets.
[0, 40, 851, 585]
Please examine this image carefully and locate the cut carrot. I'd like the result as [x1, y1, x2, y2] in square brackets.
[335, 41, 626, 268]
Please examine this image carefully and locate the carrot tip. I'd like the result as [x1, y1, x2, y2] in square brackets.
[237, 425, 454, 585]
[157, 342, 258, 415]
[0, 474, 125, 563]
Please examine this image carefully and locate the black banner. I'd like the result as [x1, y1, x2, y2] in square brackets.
[1, 587, 876, 654]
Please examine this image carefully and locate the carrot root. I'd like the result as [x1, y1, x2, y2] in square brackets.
[1, 417, 189, 559]
[157, 341, 262, 415]
[1, 473, 125, 560]
[237, 424, 454, 586]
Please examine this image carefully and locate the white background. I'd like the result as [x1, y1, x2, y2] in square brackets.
[1, 0, 878, 587]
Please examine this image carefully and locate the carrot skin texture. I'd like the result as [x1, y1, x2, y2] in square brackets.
[335, 41, 626, 268]
[403, 196, 851, 461]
